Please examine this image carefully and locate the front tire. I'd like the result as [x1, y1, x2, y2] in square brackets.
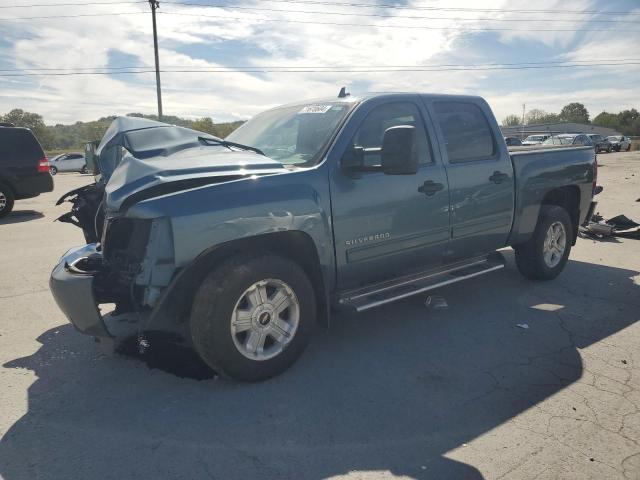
[50, 166, 58, 175]
[0, 184, 14, 218]
[514, 205, 572, 280]
[190, 254, 316, 381]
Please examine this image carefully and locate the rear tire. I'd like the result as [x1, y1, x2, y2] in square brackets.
[0, 183, 15, 219]
[81, 165, 88, 174]
[514, 205, 572, 281]
[190, 254, 316, 382]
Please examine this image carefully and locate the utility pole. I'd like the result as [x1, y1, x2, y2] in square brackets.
[149, 0, 163, 120]
[521, 103, 526, 139]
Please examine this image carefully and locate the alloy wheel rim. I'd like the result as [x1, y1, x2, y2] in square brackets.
[543, 221, 566, 268]
[230, 278, 300, 361]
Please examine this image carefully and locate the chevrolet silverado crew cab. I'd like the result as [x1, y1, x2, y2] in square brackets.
[50, 92, 597, 381]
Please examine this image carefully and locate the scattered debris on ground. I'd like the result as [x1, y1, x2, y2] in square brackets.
[579, 212, 640, 240]
[425, 295, 448, 309]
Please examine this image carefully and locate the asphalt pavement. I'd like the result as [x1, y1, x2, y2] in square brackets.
[1, 152, 639, 479]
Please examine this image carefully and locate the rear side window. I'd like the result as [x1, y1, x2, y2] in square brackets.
[0, 128, 44, 164]
[434, 102, 496, 162]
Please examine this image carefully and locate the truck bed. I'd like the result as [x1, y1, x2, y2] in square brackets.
[507, 145, 595, 246]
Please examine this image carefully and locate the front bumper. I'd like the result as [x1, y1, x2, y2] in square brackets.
[49, 244, 112, 338]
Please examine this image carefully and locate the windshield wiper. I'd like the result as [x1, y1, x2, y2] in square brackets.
[198, 136, 265, 156]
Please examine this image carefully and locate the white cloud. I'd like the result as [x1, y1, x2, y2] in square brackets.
[0, 0, 637, 124]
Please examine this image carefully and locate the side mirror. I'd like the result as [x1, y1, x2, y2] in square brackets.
[381, 125, 418, 175]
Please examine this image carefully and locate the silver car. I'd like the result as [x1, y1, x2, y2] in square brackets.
[49, 152, 87, 175]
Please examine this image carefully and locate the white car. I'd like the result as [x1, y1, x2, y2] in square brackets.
[522, 134, 550, 145]
[49, 152, 87, 175]
[607, 135, 631, 152]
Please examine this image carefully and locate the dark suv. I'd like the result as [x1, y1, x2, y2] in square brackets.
[0, 126, 53, 217]
[587, 134, 612, 153]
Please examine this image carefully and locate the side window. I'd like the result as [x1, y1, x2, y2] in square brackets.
[351, 102, 433, 165]
[434, 101, 496, 162]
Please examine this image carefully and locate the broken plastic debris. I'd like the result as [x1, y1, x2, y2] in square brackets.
[516, 323, 530, 329]
[425, 295, 448, 309]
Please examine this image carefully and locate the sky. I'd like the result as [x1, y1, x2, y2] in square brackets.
[0, 0, 639, 125]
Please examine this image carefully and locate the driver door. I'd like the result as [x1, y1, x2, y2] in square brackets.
[330, 97, 450, 290]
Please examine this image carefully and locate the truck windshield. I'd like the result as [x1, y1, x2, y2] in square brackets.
[226, 102, 352, 166]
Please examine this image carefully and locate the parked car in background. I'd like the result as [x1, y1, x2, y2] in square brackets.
[51, 93, 597, 381]
[49, 152, 87, 175]
[587, 134, 612, 153]
[607, 135, 631, 152]
[542, 134, 593, 147]
[504, 136, 523, 147]
[522, 134, 550, 145]
[0, 125, 53, 218]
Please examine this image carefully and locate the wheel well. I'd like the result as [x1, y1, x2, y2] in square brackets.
[152, 231, 329, 334]
[541, 186, 580, 244]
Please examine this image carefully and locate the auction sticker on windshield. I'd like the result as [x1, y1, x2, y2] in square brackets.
[299, 105, 332, 114]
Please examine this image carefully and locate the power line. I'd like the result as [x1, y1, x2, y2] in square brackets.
[0, 1, 144, 7]
[0, 11, 146, 19]
[3, 0, 639, 16]
[2, 61, 639, 76]
[248, 0, 640, 16]
[4, 58, 640, 72]
[3, 0, 637, 23]
[159, 10, 640, 32]
[159, 2, 640, 23]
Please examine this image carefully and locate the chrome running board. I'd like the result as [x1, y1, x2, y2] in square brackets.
[336, 252, 506, 312]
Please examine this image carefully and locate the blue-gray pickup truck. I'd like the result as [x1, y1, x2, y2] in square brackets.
[50, 92, 598, 381]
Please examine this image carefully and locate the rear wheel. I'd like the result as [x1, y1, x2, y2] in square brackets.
[81, 165, 88, 174]
[514, 205, 572, 280]
[190, 254, 316, 381]
[627, 144, 632, 152]
[0, 184, 15, 218]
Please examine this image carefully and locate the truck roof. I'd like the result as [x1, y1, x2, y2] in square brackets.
[272, 92, 486, 110]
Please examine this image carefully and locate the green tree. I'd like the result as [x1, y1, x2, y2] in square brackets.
[502, 114, 521, 127]
[0, 109, 53, 148]
[559, 103, 589, 123]
[592, 111, 618, 129]
[525, 109, 560, 125]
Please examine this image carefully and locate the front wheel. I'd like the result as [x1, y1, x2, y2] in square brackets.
[514, 205, 572, 280]
[81, 165, 88, 174]
[50, 166, 58, 175]
[190, 254, 316, 381]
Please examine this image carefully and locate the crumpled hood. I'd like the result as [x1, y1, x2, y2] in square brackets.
[96, 117, 286, 211]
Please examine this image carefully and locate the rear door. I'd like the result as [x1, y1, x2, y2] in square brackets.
[65, 153, 84, 171]
[426, 98, 515, 260]
[0, 128, 44, 180]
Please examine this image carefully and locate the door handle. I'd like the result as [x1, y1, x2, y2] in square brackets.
[489, 171, 509, 184]
[418, 180, 444, 196]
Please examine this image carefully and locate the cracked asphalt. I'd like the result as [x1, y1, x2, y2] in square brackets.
[1, 151, 639, 479]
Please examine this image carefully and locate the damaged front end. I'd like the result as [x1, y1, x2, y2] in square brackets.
[51, 117, 285, 343]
